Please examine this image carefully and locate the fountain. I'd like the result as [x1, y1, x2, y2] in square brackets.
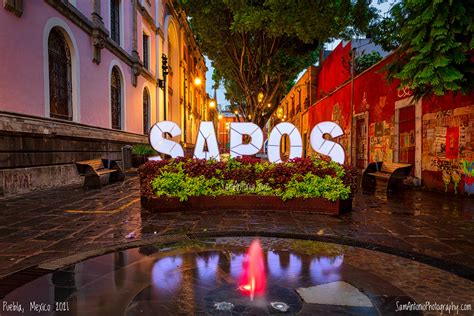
[238, 239, 266, 300]
[1, 237, 426, 315]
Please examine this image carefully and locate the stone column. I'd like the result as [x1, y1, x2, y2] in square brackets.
[131, 0, 140, 86]
[91, 0, 108, 64]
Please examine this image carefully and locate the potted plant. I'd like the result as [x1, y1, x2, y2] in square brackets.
[131, 144, 156, 167]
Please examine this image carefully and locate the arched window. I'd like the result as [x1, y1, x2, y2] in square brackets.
[48, 27, 72, 120]
[111, 67, 122, 130]
[143, 87, 150, 134]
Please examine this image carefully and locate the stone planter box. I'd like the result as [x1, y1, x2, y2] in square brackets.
[141, 195, 352, 215]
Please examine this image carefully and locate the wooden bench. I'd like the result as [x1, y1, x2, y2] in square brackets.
[362, 162, 412, 196]
[75, 159, 125, 189]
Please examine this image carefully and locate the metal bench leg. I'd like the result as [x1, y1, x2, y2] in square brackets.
[361, 175, 376, 194]
[83, 175, 101, 189]
[109, 171, 125, 183]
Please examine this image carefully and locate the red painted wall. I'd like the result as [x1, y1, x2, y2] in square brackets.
[317, 42, 351, 99]
[304, 47, 474, 194]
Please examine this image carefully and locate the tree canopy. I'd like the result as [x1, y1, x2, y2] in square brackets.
[178, 0, 376, 127]
[371, 0, 474, 99]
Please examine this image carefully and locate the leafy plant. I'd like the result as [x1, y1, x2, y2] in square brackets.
[277, 173, 351, 202]
[132, 144, 156, 156]
[371, 0, 474, 99]
[141, 157, 357, 202]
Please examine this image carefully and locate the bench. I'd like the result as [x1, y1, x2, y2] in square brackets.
[75, 159, 125, 188]
[362, 162, 412, 196]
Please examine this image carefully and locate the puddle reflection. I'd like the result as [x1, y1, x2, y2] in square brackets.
[151, 256, 182, 291]
[196, 253, 220, 281]
[310, 255, 344, 284]
[267, 251, 302, 281]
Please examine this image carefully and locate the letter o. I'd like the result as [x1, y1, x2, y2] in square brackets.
[267, 122, 303, 163]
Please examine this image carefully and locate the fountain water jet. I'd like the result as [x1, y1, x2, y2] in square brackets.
[238, 239, 266, 300]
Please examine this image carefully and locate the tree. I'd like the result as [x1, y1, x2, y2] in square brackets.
[342, 50, 383, 76]
[371, 0, 474, 99]
[178, 0, 376, 127]
[354, 51, 383, 74]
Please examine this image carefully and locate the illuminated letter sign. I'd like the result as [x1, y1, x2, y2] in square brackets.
[149, 120, 345, 164]
[148, 121, 184, 160]
[267, 122, 303, 163]
[229, 122, 263, 158]
[310, 121, 345, 164]
[194, 121, 220, 160]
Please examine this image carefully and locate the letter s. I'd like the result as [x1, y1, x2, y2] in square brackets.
[148, 121, 184, 160]
[310, 121, 345, 164]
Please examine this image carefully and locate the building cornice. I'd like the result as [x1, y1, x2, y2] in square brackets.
[136, 1, 158, 35]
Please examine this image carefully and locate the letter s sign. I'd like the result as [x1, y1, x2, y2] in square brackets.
[310, 121, 345, 164]
[148, 121, 184, 161]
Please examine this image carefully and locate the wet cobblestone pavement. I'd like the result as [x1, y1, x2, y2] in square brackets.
[0, 173, 473, 287]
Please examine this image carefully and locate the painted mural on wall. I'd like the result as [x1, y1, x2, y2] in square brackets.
[331, 103, 351, 156]
[422, 105, 474, 194]
[368, 119, 394, 163]
[461, 160, 474, 195]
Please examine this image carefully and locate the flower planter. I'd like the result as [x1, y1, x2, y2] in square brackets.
[141, 195, 352, 215]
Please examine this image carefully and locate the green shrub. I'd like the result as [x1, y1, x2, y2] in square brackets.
[277, 173, 351, 202]
[144, 157, 356, 202]
[132, 144, 156, 156]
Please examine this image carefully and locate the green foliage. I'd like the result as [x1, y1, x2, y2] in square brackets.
[371, 0, 474, 99]
[132, 144, 156, 156]
[277, 173, 351, 202]
[151, 170, 221, 202]
[149, 157, 352, 202]
[178, 0, 376, 127]
[354, 51, 383, 74]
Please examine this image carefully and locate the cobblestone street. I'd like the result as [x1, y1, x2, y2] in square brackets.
[0, 173, 473, 282]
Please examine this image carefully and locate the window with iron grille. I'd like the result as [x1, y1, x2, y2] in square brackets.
[143, 33, 149, 70]
[110, 0, 120, 44]
[143, 88, 150, 134]
[111, 67, 122, 130]
[48, 28, 72, 121]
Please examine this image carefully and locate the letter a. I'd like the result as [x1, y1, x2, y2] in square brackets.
[194, 121, 220, 160]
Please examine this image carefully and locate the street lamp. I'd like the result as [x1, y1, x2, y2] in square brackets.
[218, 114, 223, 120]
[194, 77, 202, 86]
[160, 54, 169, 120]
[209, 100, 216, 108]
